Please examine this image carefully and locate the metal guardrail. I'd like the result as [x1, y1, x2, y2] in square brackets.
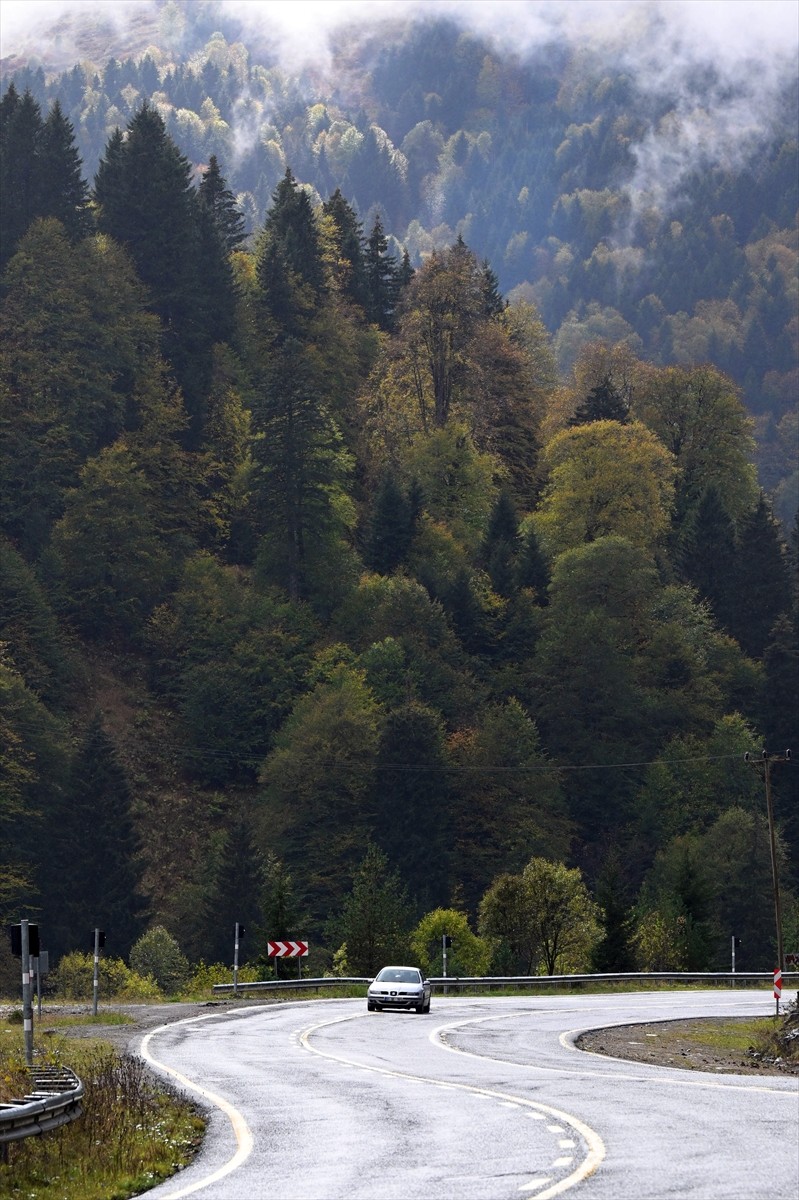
[213, 971, 799, 995]
[0, 1067, 84, 1148]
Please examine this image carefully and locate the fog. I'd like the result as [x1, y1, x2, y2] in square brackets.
[1, 0, 796, 217]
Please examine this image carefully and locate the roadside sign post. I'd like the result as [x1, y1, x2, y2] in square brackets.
[10, 921, 38, 1065]
[21, 920, 33, 1066]
[233, 923, 245, 996]
[773, 967, 782, 1016]
[92, 930, 105, 1016]
[267, 940, 308, 980]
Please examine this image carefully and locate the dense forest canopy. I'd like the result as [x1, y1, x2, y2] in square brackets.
[1, 0, 797, 983]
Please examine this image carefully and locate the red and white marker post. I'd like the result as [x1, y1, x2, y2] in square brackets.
[773, 967, 782, 1015]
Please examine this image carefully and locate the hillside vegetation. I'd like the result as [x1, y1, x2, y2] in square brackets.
[1, 3, 797, 981]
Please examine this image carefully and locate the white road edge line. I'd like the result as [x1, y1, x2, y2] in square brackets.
[139, 1017, 254, 1199]
[299, 1013, 605, 1200]
[428, 1015, 606, 1199]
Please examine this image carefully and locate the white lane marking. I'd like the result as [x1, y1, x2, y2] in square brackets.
[558, 1025, 798, 1094]
[519, 1179, 553, 1192]
[140, 1017, 254, 1199]
[300, 1012, 606, 1200]
[428, 1007, 795, 1096]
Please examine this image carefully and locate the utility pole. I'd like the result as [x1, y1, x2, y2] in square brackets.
[745, 750, 791, 978]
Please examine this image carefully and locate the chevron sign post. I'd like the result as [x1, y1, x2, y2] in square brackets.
[773, 967, 782, 1015]
[267, 940, 308, 958]
[267, 940, 309, 980]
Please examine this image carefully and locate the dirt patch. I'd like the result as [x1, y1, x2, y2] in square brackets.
[577, 1015, 799, 1077]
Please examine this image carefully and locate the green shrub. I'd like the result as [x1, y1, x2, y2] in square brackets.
[183, 960, 260, 996]
[130, 926, 190, 995]
[51, 952, 161, 1000]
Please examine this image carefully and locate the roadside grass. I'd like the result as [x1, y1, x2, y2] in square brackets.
[677, 1017, 778, 1053]
[0, 1023, 204, 1200]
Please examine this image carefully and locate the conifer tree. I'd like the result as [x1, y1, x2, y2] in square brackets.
[364, 214, 399, 329]
[515, 523, 550, 603]
[45, 713, 145, 959]
[94, 102, 232, 439]
[362, 471, 414, 574]
[326, 842, 413, 974]
[677, 485, 738, 636]
[374, 702, 450, 911]
[0, 88, 43, 268]
[569, 374, 629, 425]
[730, 494, 792, 658]
[38, 99, 91, 243]
[198, 154, 246, 253]
[480, 489, 520, 597]
[323, 188, 368, 310]
[208, 814, 265, 965]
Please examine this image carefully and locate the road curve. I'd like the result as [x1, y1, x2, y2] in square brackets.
[138, 990, 797, 1200]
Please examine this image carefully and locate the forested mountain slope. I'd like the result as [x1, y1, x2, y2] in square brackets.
[2, 1, 796, 521]
[1, 1, 797, 982]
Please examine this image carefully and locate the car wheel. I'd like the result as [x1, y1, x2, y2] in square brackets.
[423, 999, 431, 1013]
[415, 1002, 425, 1013]
[367, 1000, 378, 1011]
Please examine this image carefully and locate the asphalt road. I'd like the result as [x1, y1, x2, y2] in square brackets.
[138, 989, 798, 1200]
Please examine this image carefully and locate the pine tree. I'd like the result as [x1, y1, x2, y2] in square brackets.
[37, 99, 92, 243]
[590, 851, 636, 972]
[515, 523, 550, 603]
[326, 843, 413, 974]
[198, 154, 246, 253]
[0, 88, 43, 268]
[45, 714, 145, 959]
[677, 486, 738, 635]
[730, 494, 792, 658]
[258, 168, 326, 306]
[323, 188, 368, 310]
[480, 489, 520, 597]
[374, 702, 450, 911]
[94, 102, 226, 439]
[364, 214, 399, 330]
[209, 814, 266, 965]
[362, 471, 414, 574]
[569, 374, 630, 425]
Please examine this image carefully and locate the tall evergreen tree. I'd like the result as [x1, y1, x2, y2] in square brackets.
[569, 374, 630, 425]
[323, 187, 368, 310]
[94, 102, 232, 438]
[45, 713, 145, 959]
[677, 485, 738, 635]
[37, 99, 92, 242]
[326, 842, 413, 974]
[208, 814, 265, 965]
[480, 489, 520, 597]
[0, 88, 43, 268]
[373, 702, 450, 912]
[257, 168, 326, 315]
[730, 494, 792, 658]
[197, 154, 246, 253]
[590, 850, 636, 971]
[362, 471, 415, 574]
[364, 214, 399, 330]
[515, 523, 550, 603]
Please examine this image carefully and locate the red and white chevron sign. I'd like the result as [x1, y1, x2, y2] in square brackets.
[773, 968, 782, 999]
[267, 940, 308, 958]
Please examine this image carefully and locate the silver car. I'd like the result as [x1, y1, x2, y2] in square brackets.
[367, 965, 431, 1013]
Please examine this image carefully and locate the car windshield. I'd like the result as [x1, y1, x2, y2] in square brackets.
[375, 968, 420, 983]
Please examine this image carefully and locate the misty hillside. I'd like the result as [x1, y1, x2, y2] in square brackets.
[2, 0, 797, 522]
[1, 1, 797, 984]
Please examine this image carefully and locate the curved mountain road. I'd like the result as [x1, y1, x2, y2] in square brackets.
[138, 990, 797, 1200]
